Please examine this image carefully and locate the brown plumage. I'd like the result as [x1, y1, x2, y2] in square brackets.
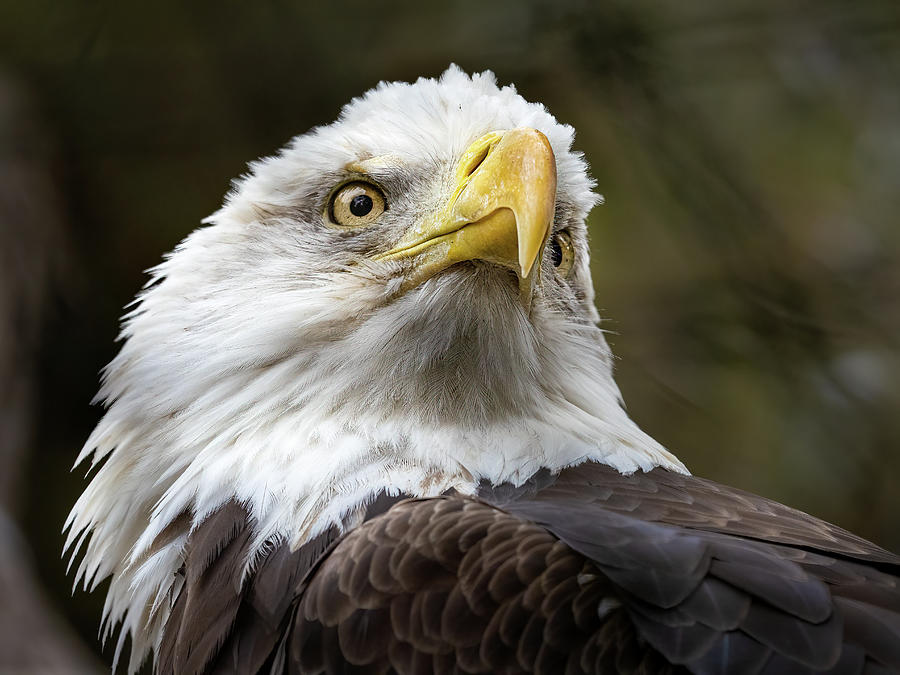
[157, 463, 900, 675]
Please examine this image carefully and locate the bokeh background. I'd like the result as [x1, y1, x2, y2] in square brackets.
[1, 1, 898, 671]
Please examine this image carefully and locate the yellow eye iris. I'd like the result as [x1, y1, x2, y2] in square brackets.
[329, 182, 386, 227]
[549, 230, 575, 277]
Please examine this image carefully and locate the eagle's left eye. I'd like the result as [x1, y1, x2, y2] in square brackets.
[549, 230, 575, 277]
[329, 182, 386, 227]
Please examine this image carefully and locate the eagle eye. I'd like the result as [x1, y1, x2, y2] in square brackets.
[329, 182, 386, 227]
[549, 230, 575, 277]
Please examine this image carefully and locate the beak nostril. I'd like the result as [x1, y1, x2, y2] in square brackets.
[456, 131, 504, 182]
[465, 145, 490, 177]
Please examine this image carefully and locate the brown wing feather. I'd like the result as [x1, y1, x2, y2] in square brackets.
[157, 502, 252, 675]
[513, 463, 899, 566]
[156, 463, 900, 674]
[287, 498, 678, 675]
[156, 498, 390, 675]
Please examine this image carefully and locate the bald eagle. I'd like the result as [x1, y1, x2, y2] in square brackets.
[66, 67, 899, 674]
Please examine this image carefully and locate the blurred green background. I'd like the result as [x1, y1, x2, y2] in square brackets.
[1, 0, 898, 670]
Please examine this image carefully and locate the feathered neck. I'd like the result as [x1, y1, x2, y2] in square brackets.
[65, 245, 684, 671]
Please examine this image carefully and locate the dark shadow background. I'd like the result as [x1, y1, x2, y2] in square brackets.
[1, 0, 898, 669]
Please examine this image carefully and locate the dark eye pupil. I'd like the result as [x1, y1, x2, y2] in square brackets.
[349, 194, 374, 217]
[549, 237, 563, 267]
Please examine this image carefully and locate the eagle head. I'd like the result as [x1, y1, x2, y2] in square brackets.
[65, 65, 683, 669]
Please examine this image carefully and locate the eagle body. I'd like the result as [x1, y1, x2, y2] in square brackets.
[66, 67, 900, 674]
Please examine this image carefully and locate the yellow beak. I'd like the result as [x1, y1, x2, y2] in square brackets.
[374, 128, 557, 296]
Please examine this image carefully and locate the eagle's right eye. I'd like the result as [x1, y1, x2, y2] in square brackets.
[329, 182, 386, 227]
